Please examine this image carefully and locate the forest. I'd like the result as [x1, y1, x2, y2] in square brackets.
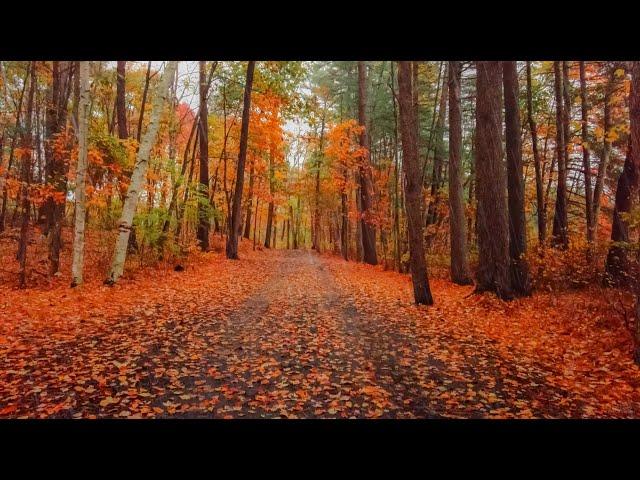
[0, 60, 639, 418]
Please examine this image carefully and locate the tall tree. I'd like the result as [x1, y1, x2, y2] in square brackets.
[16, 62, 36, 289]
[71, 62, 90, 287]
[226, 61, 256, 260]
[312, 97, 327, 252]
[43, 61, 73, 275]
[593, 67, 617, 240]
[426, 64, 449, 235]
[115, 61, 140, 254]
[397, 61, 434, 305]
[475, 61, 513, 300]
[447, 61, 473, 285]
[502, 61, 531, 296]
[105, 61, 178, 284]
[197, 61, 210, 251]
[526, 61, 546, 245]
[579, 61, 594, 245]
[357, 61, 378, 265]
[606, 62, 640, 286]
[552, 61, 569, 249]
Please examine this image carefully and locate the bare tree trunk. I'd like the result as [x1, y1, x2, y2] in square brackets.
[196, 61, 210, 251]
[397, 61, 434, 305]
[552, 61, 569, 249]
[503, 61, 532, 296]
[226, 61, 256, 260]
[526, 61, 546, 245]
[71, 62, 90, 287]
[105, 61, 177, 284]
[475, 61, 513, 300]
[448, 61, 473, 285]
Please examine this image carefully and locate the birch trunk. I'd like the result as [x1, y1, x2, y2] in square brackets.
[71, 61, 91, 287]
[105, 61, 177, 284]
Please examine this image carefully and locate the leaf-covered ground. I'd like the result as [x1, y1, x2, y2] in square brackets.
[1, 246, 639, 418]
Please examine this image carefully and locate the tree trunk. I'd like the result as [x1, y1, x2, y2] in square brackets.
[340, 190, 348, 260]
[312, 98, 327, 251]
[397, 61, 434, 305]
[503, 61, 532, 296]
[286, 217, 290, 249]
[606, 62, 640, 286]
[243, 159, 254, 239]
[390, 61, 402, 273]
[293, 197, 301, 249]
[264, 156, 274, 249]
[71, 62, 90, 287]
[264, 201, 274, 248]
[426, 64, 449, 246]
[593, 68, 616, 240]
[552, 61, 569, 249]
[226, 61, 256, 260]
[0, 63, 30, 233]
[579, 62, 594, 245]
[447, 61, 473, 285]
[197, 61, 210, 251]
[357, 61, 378, 265]
[136, 61, 152, 144]
[115, 61, 140, 254]
[253, 197, 259, 250]
[42, 61, 73, 275]
[526, 61, 546, 245]
[475, 61, 513, 300]
[17, 62, 36, 289]
[105, 61, 177, 284]
[412, 61, 420, 144]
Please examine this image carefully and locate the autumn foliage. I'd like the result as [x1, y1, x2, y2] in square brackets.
[1, 60, 640, 418]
